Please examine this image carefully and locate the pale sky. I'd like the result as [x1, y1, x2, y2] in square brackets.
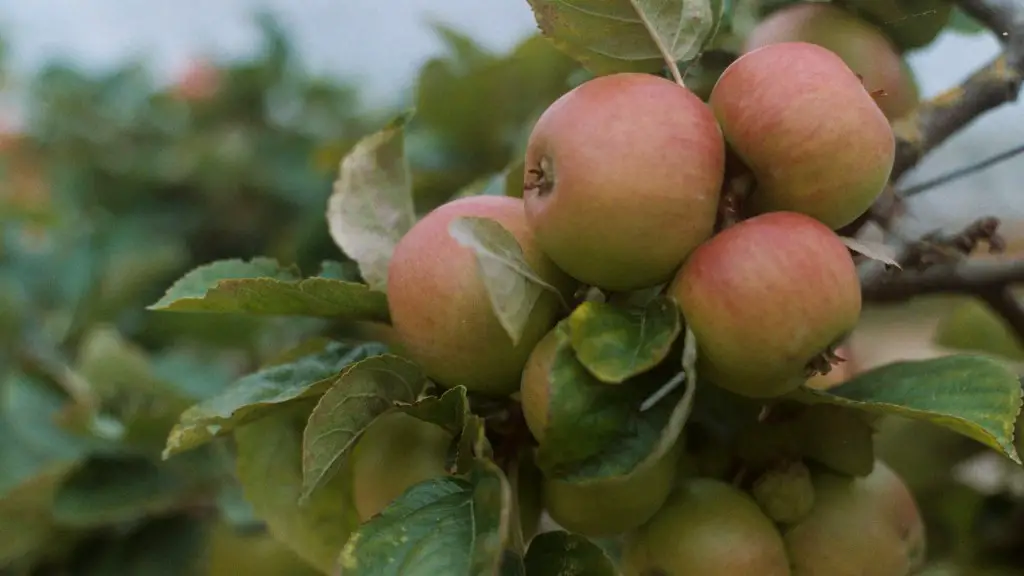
[0, 0, 1020, 226]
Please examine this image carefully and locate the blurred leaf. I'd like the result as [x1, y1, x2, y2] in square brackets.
[456, 414, 496, 474]
[448, 216, 566, 346]
[0, 375, 93, 498]
[149, 257, 390, 322]
[326, 113, 416, 293]
[523, 531, 618, 575]
[50, 456, 197, 528]
[338, 459, 511, 576]
[163, 341, 387, 458]
[568, 297, 681, 384]
[316, 259, 363, 282]
[74, 326, 195, 455]
[933, 297, 1024, 361]
[235, 400, 359, 574]
[0, 460, 75, 569]
[948, 7, 987, 34]
[429, 21, 497, 70]
[789, 355, 1024, 464]
[75, 514, 208, 576]
[300, 355, 427, 501]
[526, 0, 717, 75]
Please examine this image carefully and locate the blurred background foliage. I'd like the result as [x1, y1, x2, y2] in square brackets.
[1, 5, 1024, 576]
[0, 12, 589, 574]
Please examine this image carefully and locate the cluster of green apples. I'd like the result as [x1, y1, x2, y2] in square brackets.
[343, 3, 945, 574]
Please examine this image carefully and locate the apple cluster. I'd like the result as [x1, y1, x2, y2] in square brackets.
[379, 34, 917, 576]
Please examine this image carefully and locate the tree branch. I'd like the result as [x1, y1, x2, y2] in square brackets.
[859, 218, 1024, 340]
[840, 0, 1024, 236]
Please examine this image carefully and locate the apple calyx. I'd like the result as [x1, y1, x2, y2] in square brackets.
[524, 156, 555, 197]
[804, 343, 848, 378]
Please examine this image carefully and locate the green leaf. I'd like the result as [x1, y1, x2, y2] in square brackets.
[557, 326, 697, 484]
[50, 456, 193, 528]
[533, 322, 640, 472]
[947, 7, 987, 34]
[448, 216, 566, 346]
[338, 459, 511, 576]
[526, 0, 718, 75]
[397, 386, 471, 436]
[534, 321, 697, 483]
[163, 341, 387, 458]
[235, 400, 359, 574]
[523, 531, 618, 575]
[568, 297, 681, 384]
[149, 257, 390, 322]
[326, 113, 417, 293]
[789, 355, 1023, 464]
[300, 355, 428, 501]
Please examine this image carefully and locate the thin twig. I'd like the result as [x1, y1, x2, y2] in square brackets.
[899, 141, 1024, 198]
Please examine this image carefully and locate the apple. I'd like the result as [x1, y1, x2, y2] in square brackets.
[542, 443, 681, 538]
[785, 461, 927, 575]
[744, 2, 920, 120]
[621, 477, 791, 575]
[523, 72, 724, 291]
[669, 212, 862, 398]
[843, 0, 954, 51]
[709, 41, 895, 230]
[387, 195, 576, 396]
[350, 411, 453, 522]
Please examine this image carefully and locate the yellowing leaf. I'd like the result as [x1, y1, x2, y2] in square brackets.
[568, 297, 681, 384]
[327, 113, 417, 293]
[447, 216, 565, 346]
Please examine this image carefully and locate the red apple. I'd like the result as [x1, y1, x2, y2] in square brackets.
[668, 212, 862, 398]
[524, 72, 724, 291]
[709, 42, 895, 230]
[387, 196, 576, 396]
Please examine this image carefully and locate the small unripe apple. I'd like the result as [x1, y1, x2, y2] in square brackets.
[785, 461, 927, 575]
[744, 3, 920, 120]
[542, 443, 680, 538]
[669, 212, 862, 398]
[523, 72, 724, 291]
[709, 41, 895, 230]
[621, 478, 790, 576]
[387, 195, 576, 395]
[844, 0, 954, 51]
[350, 411, 453, 522]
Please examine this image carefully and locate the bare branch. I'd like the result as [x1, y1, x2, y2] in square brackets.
[840, 0, 1024, 237]
[862, 258, 1024, 301]
[859, 217, 1024, 340]
[899, 141, 1024, 198]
